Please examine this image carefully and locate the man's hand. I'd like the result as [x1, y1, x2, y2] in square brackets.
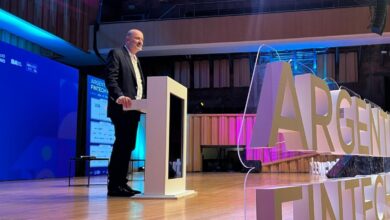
[116, 96, 132, 109]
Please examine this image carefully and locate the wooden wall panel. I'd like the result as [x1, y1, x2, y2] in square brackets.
[187, 114, 309, 171]
[41, 0, 49, 31]
[213, 59, 230, 88]
[0, 1, 10, 9]
[34, 0, 43, 28]
[55, 1, 64, 37]
[201, 60, 210, 88]
[218, 116, 227, 145]
[186, 116, 194, 172]
[211, 116, 219, 145]
[193, 60, 210, 88]
[289, 161, 297, 172]
[228, 117, 236, 144]
[201, 116, 211, 144]
[27, 1, 34, 22]
[192, 117, 202, 171]
[174, 61, 191, 88]
[18, 0, 27, 20]
[96, 6, 386, 50]
[74, 0, 82, 49]
[9, 1, 18, 14]
[48, 0, 58, 37]
[64, 0, 71, 41]
[0, 0, 98, 51]
[233, 58, 250, 87]
[236, 116, 245, 145]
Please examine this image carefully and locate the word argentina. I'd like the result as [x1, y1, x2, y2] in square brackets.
[251, 61, 390, 157]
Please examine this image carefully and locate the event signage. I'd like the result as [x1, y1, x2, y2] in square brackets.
[251, 62, 390, 219]
[257, 174, 390, 220]
[252, 62, 389, 157]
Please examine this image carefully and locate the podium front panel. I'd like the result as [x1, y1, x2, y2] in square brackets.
[168, 94, 184, 179]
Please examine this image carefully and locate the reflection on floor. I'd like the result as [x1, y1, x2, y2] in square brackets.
[0, 172, 325, 219]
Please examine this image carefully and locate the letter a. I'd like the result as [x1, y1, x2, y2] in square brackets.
[251, 62, 308, 150]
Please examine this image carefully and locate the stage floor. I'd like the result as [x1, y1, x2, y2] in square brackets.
[0, 172, 324, 219]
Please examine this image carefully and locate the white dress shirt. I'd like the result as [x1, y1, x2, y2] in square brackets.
[125, 45, 143, 100]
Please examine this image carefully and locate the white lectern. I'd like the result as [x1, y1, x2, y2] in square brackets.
[125, 76, 197, 199]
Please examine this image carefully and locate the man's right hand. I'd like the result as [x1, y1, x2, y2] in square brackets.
[116, 96, 132, 109]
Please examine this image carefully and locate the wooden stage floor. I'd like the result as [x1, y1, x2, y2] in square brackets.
[0, 172, 324, 220]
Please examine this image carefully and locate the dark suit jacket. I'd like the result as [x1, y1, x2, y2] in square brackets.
[105, 46, 146, 117]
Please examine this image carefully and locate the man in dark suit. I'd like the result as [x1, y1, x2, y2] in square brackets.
[105, 29, 146, 197]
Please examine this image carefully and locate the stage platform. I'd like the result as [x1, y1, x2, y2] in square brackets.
[0, 172, 324, 219]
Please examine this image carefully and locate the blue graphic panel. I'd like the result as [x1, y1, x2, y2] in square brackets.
[0, 41, 78, 181]
[86, 76, 145, 175]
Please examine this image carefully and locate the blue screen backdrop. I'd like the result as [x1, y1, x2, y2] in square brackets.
[86, 75, 145, 175]
[0, 41, 78, 181]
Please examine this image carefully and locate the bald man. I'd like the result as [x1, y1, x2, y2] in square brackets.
[105, 29, 145, 197]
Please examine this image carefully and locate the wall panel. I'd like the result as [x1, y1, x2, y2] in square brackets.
[0, 0, 98, 51]
[187, 114, 308, 171]
[96, 7, 383, 50]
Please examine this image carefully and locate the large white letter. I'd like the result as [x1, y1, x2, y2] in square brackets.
[251, 62, 307, 150]
[295, 74, 334, 153]
[353, 98, 371, 155]
[331, 89, 355, 154]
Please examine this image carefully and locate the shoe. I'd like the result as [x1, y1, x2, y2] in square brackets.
[122, 184, 141, 194]
[107, 186, 135, 197]
[130, 188, 141, 194]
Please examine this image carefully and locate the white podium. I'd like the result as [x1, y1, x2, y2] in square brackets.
[125, 76, 197, 199]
